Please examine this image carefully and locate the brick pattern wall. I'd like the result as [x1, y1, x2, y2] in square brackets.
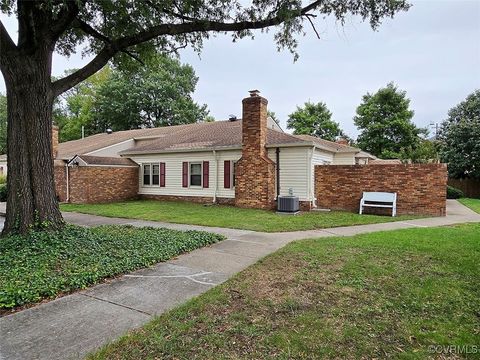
[235, 93, 276, 210]
[54, 164, 67, 201]
[57, 166, 139, 203]
[315, 164, 447, 216]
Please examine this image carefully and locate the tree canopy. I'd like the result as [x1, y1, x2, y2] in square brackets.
[354, 82, 425, 158]
[287, 101, 343, 141]
[55, 56, 208, 141]
[0, 0, 411, 234]
[439, 90, 480, 179]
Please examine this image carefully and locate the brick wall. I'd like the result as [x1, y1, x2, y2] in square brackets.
[55, 166, 139, 203]
[235, 91, 276, 210]
[315, 164, 447, 216]
[54, 163, 67, 201]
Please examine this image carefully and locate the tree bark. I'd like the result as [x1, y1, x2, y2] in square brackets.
[1, 47, 64, 235]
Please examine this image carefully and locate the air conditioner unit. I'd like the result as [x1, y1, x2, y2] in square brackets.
[277, 195, 300, 213]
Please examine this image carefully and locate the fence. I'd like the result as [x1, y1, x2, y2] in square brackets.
[448, 178, 480, 198]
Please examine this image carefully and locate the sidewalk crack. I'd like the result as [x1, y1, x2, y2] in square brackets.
[80, 293, 152, 316]
[124, 271, 219, 286]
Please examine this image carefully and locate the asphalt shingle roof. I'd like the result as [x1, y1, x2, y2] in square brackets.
[56, 120, 359, 158]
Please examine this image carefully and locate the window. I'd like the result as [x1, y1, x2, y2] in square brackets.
[143, 163, 165, 187]
[190, 162, 202, 186]
[152, 164, 160, 185]
[143, 164, 151, 186]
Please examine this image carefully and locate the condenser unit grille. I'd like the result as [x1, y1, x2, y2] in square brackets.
[277, 196, 300, 213]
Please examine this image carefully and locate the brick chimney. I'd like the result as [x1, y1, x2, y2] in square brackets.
[235, 90, 276, 209]
[336, 137, 349, 146]
[52, 125, 59, 159]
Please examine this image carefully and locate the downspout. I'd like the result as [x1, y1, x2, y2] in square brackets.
[213, 149, 217, 203]
[276, 147, 280, 198]
[65, 163, 70, 203]
[307, 146, 315, 207]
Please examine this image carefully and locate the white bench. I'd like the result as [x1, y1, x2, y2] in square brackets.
[359, 191, 397, 217]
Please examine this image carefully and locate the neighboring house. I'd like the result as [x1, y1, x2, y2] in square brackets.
[52, 90, 364, 209]
[0, 154, 7, 176]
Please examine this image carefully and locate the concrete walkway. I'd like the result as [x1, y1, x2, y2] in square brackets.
[1, 200, 479, 360]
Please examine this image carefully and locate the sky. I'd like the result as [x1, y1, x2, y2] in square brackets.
[1, 0, 479, 138]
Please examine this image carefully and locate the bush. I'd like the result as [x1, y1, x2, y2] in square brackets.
[0, 225, 224, 309]
[0, 174, 6, 185]
[447, 185, 464, 199]
[0, 183, 7, 202]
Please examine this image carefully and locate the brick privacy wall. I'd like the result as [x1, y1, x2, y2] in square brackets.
[54, 164, 67, 201]
[235, 93, 276, 210]
[65, 166, 139, 203]
[315, 164, 447, 216]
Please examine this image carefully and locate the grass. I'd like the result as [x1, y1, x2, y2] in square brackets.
[61, 200, 420, 232]
[459, 198, 480, 214]
[0, 225, 223, 311]
[89, 223, 480, 359]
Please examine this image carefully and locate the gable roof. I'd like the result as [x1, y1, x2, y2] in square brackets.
[69, 155, 138, 167]
[57, 120, 361, 158]
[293, 134, 359, 153]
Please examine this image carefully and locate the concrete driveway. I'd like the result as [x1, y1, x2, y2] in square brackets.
[1, 200, 479, 360]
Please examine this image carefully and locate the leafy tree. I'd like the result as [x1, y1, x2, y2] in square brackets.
[0, 0, 410, 234]
[54, 66, 112, 142]
[55, 57, 207, 141]
[287, 101, 342, 141]
[354, 82, 425, 158]
[0, 94, 6, 154]
[398, 139, 439, 164]
[95, 56, 208, 132]
[439, 90, 480, 179]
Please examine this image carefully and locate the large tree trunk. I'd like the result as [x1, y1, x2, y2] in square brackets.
[1, 48, 64, 235]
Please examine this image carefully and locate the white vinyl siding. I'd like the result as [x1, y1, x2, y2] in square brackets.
[129, 146, 338, 202]
[86, 139, 136, 157]
[131, 152, 216, 197]
[267, 147, 311, 201]
[216, 150, 242, 198]
[333, 152, 356, 165]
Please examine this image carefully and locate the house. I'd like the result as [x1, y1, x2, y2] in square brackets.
[52, 90, 365, 210]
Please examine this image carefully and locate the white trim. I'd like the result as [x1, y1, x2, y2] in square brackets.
[189, 161, 203, 188]
[85, 139, 134, 156]
[141, 163, 161, 187]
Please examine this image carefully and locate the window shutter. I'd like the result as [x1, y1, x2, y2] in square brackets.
[160, 162, 166, 187]
[224, 160, 231, 189]
[203, 161, 209, 188]
[182, 162, 188, 187]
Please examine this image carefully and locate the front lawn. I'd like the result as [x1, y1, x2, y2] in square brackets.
[0, 225, 223, 311]
[61, 200, 420, 232]
[459, 198, 480, 214]
[90, 223, 480, 359]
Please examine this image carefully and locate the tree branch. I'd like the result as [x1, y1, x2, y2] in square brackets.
[52, 0, 324, 96]
[49, 1, 80, 42]
[0, 19, 17, 67]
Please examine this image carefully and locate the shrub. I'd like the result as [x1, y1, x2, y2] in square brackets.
[0, 183, 7, 202]
[0, 225, 224, 309]
[0, 174, 6, 185]
[447, 185, 464, 199]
